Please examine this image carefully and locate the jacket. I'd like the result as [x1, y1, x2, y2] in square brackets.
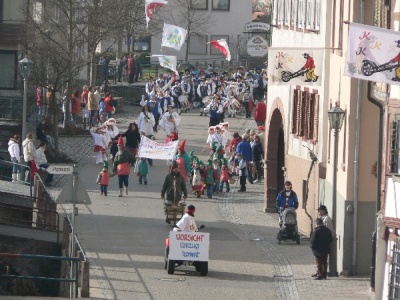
[22, 138, 36, 162]
[254, 101, 266, 122]
[310, 225, 333, 256]
[113, 150, 135, 175]
[97, 171, 110, 186]
[123, 130, 141, 148]
[236, 140, 252, 161]
[276, 189, 299, 209]
[8, 138, 20, 159]
[87, 91, 98, 111]
[252, 141, 263, 161]
[35, 147, 47, 166]
[201, 168, 218, 184]
[161, 172, 188, 202]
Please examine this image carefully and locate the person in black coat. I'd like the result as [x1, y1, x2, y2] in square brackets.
[251, 135, 263, 182]
[310, 218, 333, 280]
[122, 122, 141, 157]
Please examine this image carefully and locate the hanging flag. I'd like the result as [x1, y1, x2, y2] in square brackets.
[161, 23, 187, 51]
[267, 48, 324, 86]
[344, 22, 400, 85]
[152, 55, 179, 75]
[210, 39, 231, 61]
[145, 0, 168, 29]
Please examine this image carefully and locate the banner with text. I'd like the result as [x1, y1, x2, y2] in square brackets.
[268, 48, 324, 86]
[137, 136, 178, 160]
[344, 23, 400, 85]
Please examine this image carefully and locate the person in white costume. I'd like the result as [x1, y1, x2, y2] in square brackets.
[159, 105, 181, 143]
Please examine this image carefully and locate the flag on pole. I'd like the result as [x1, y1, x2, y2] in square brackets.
[145, 0, 168, 29]
[210, 39, 231, 61]
[267, 48, 324, 86]
[152, 55, 179, 75]
[161, 24, 187, 51]
[344, 22, 400, 85]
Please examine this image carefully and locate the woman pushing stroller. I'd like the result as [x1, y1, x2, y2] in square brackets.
[276, 181, 299, 225]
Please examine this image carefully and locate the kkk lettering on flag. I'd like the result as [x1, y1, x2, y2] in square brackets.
[344, 22, 400, 85]
[137, 136, 179, 160]
[210, 39, 231, 61]
[161, 24, 187, 51]
[145, 0, 168, 29]
[267, 48, 324, 86]
[151, 55, 178, 75]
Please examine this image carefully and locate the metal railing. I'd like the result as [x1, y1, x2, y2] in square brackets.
[389, 240, 400, 299]
[0, 252, 80, 298]
[0, 159, 32, 196]
[0, 201, 60, 243]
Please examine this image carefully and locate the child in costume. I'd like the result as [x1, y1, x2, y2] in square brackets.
[135, 157, 150, 185]
[201, 159, 218, 198]
[96, 161, 113, 196]
[219, 158, 230, 193]
[90, 126, 108, 164]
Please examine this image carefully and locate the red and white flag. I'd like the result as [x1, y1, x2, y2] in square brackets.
[145, 0, 168, 29]
[210, 39, 231, 61]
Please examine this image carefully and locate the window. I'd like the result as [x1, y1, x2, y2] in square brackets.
[389, 240, 400, 299]
[191, 0, 208, 10]
[291, 88, 319, 141]
[189, 34, 207, 54]
[390, 119, 400, 173]
[210, 35, 228, 55]
[314, 0, 321, 30]
[278, 0, 284, 23]
[291, 0, 297, 26]
[0, 51, 17, 89]
[33, 1, 43, 23]
[272, 0, 279, 25]
[284, 0, 291, 26]
[212, 0, 229, 10]
[305, 0, 312, 29]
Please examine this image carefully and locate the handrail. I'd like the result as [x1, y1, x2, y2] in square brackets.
[0, 159, 32, 196]
[0, 201, 60, 243]
[66, 213, 87, 262]
[0, 252, 79, 298]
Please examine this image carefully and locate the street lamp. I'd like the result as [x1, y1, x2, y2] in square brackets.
[327, 103, 345, 277]
[19, 57, 34, 141]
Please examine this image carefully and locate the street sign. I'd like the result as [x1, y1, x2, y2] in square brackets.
[55, 175, 91, 204]
[47, 165, 74, 175]
[247, 35, 268, 57]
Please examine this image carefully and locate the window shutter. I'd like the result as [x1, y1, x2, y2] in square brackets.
[312, 94, 319, 141]
[292, 89, 299, 134]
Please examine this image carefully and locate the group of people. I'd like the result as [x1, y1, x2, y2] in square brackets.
[8, 133, 54, 186]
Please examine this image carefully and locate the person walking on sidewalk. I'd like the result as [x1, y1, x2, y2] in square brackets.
[276, 181, 299, 224]
[113, 136, 135, 197]
[310, 218, 333, 280]
[8, 134, 21, 183]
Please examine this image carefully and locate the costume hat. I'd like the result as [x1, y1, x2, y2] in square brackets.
[317, 205, 328, 212]
[186, 205, 196, 214]
[117, 135, 124, 147]
[103, 161, 108, 169]
[189, 150, 194, 159]
[207, 159, 213, 166]
[179, 140, 186, 152]
[221, 157, 228, 166]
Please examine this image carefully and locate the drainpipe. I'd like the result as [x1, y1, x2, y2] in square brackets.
[352, 0, 365, 277]
[367, 81, 384, 291]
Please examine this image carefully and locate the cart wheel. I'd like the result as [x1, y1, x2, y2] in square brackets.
[167, 259, 175, 274]
[199, 262, 208, 276]
[281, 71, 292, 82]
[194, 261, 201, 272]
[164, 247, 169, 270]
[195, 191, 201, 198]
[296, 234, 301, 245]
[361, 60, 375, 76]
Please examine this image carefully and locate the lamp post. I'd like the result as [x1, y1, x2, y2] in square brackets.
[327, 104, 345, 277]
[19, 57, 34, 141]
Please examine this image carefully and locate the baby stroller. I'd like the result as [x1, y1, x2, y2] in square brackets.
[277, 207, 300, 245]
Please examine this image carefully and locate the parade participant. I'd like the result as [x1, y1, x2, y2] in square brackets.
[135, 157, 150, 185]
[145, 76, 156, 100]
[22, 133, 37, 183]
[175, 205, 198, 232]
[156, 90, 166, 113]
[161, 161, 188, 208]
[219, 159, 230, 193]
[206, 96, 223, 126]
[171, 79, 183, 115]
[104, 118, 120, 161]
[235, 134, 253, 183]
[163, 90, 174, 109]
[35, 142, 54, 186]
[113, 136, 136, 197]
[204, 126, 215, 154]
[8, 134, 21, 182]
[252, 135, 263, 183]
[310, 218, 333, 280]
[180, 75, 191, 112]
[197, 77, 211, 116]
[90, 125, 108, 164]
[233, 66, 245, 80]
[122, 122, 141, 156]
[137, 105, 155, 139]
[159, 105, 181, 143]
[212, 158, 221, 194]
[254, 67, 265, 100]
[254, 99, 267, 126]
[201, 159, 218, 199]
[221, 122, 232, 148]
[211, 125, 226, 150]
[146, 94, 162, 133]
[242, 85, 253, 119]
[156, 73, 167, 90]
[174, 140, 191, 182]
[96, 161, 112, 196]
[237, 153, 247, 192]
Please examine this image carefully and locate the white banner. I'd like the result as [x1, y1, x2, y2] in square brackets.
[168, 231, 210, 261]
[344, 23, 400, 85]
[161, 23, 187, 51]
[268, 48, 324, 86]
[152, 55, 178, 75]
[137, 136, 178, 160]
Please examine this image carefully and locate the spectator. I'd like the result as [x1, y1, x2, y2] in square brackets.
[87, 86, 98, 128]
[22, 133, 37, 183]
[254, 100, 266, 126]
[127, 54, 136, 84]
[310, 218, 333, 280]
[134, 54, 141, 82]
[251, 135, 263, 183]
[104, 92, 114, 120]
[8, 134, 21, 182]
[35, 142, 54, 186]
[117, 55, 126, 82]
